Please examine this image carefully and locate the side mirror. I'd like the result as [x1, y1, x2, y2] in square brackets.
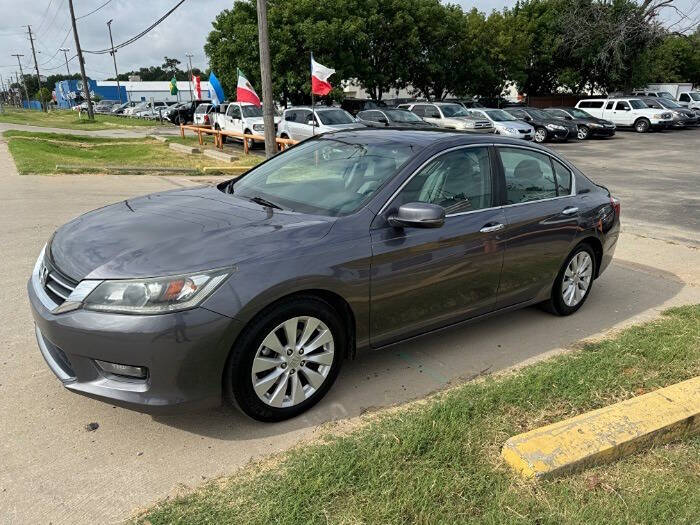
[388, 202, 445, 229]
[378, 116, 389, 125]
[522, 115, 532, 121]
[307, 120, 315, 126]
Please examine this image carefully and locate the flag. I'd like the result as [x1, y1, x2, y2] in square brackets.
[193, 75, 201, 99]
[169, 77, 178, 95]
[236, 69, 261, 107]
[311, 53, 335, 96]
[209, 71, 226, 105]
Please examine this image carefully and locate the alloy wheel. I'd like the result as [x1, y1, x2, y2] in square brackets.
[577, 126, 589, 140]
[534, 128, 547, 142]
[561, 252, 593, 307]
[251, 316, 335, 408]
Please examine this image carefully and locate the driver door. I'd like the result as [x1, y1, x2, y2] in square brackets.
[369, 145, 506, 347]
[612, 101, 633, 126]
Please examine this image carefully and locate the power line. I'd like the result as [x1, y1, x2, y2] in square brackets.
[83, 0, 186, 55]
[76, 0, 114, 20]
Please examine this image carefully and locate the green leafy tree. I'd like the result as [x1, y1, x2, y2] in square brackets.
[35, 87, 52, 106]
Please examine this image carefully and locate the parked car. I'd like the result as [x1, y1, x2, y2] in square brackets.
[123, 101, 149, 116]
[111, 101, 139, 115]
[164, 99, 212, 125]
[382, 97, 417, 107]
[28, 128, 620, 421]
[677, 91, 700, 110]
[340, 98, 387, 116]
[543, 107, 616, 139]
[639, 97, 698, 128]
[444, 98, 485, 109]
[630, 90, 677, 102]
[356, 108, 435, 128]
[133, 101, 171, 119]
[277, 106, 362, 141]
[637, 83, 694, 101]
[575, 98, 673, 133]
[93, 100, 119, 114]
[214, 102, 281, 148]
[193, 103, 216, 126]
[399, 102, 494, 133]
[467, 108, 534, 140]
[503, 106, 578, 142]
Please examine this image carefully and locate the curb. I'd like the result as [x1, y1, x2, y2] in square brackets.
[501, 376, 700, 479]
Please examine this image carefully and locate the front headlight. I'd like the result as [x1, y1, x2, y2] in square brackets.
[505, 127, 518, 134]
[589, 122, 602, 128]
[462, 121, 475, 128]
[652, 113, 665, 119]
[252, 124, 264, 131]
[546, 124, 565, 131]
[83, 268, 231, 314]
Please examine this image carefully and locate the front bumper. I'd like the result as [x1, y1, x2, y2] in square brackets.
[589, 126, 615, 137]
[28, 276, 241, 413]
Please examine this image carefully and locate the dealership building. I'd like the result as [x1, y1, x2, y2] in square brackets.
[54, 79, 212, 108]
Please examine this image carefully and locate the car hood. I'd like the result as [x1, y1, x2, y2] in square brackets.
[573, 116, 614, 126]
[322, 122, 365, 131]
[49, 186, 334, 281]
[245, 116, 282, 125]
[494, 120, 532, 130]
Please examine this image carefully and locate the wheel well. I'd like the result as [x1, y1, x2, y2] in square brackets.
[578, 237, 603, 278]
[635, 117, 650, 125]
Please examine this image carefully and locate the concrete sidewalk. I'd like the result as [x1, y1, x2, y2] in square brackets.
[0, 137, 698, 524]
[0, 121, 180, 138]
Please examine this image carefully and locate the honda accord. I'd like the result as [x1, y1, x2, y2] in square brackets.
[28, 129, 620, 421]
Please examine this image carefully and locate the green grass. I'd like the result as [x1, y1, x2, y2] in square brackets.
[0, 108, 167, 130]
[139, 305, 700, 525]
[5, 130, 261, 175]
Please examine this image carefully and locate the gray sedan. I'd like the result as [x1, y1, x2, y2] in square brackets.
[29, 129, 620, 421]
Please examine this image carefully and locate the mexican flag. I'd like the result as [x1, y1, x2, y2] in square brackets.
[236, 69, 261, 107]
[169, 77, 178, 95]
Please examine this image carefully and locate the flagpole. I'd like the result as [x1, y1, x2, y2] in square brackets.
[311, 52, 315, 136]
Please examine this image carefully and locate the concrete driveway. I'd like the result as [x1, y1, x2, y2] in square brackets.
[0, 129, 698, 524]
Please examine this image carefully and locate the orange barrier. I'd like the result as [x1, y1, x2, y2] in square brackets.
[179, 124, 298, 154]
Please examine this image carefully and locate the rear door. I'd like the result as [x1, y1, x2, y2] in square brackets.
[370, 145, 506, 346]
[495, 146, 578, 308]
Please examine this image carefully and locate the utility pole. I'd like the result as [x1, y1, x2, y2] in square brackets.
[185, 53, 194, 101]
[106, 19, 122, 103]
[26, 25, 45, 111]
[256, 0, 276, 158]
[68, 0, 94, 119]
[59, 48, 71, 76]
[11, 55, 30, 107]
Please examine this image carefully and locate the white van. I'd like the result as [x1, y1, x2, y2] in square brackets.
[575, 98, 673, 133]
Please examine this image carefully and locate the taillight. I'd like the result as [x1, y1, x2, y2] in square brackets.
[610, 196, 620, 216]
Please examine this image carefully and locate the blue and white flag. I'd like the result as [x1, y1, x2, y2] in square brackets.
[208, 71, 226, 104]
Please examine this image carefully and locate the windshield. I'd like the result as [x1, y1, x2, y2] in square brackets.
[526, 108, 551, 120]
[659, 92, 675, 101]
[630, 100, 647, 109]
[241, 105, 263, 117]
[385, 109, 423, 122]
[317, 109, 355, 125]
[658, 99, 681, 108]
[228, 138, 415, 216]
[569, 108, 593, 118]
[484, 109, 517, 122]
[440, 104, 469, 117]
[690, 93, 700, 101]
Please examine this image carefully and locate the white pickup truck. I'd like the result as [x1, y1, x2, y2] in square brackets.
[212, 102, 280, 148]
[575, 98, 673, 133]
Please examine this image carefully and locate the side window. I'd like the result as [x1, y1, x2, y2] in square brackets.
[395, 147, 492, 214]
[510, 110, 526, 118]
[426, 105, 441, 118]
[363, 111, 381, 121]
[499, 147, 557, 204]
[615, 101, 630, 110]
[605, 101, 615, 110]
[284, 110, 296, 122]
[551, 158, 572, 195]
[299, 110, 313, 124]
[679, 93, 689, 102]
[229, 105, 241, 119]
[412, 105, 426, 117]
[578, 101, 590, 108]
[549, 110, 567, 118]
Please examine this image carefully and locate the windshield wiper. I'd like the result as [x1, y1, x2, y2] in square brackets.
[249, 196, 283, 210]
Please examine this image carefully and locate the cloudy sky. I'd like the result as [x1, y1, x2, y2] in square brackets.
[0, 0, 697, 83]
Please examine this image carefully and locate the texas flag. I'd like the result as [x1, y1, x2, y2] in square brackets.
[311, 53, 335, 96]
[236, 69, 261, 107]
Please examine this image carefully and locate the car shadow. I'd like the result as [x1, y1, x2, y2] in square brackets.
[152, 260, 685, 439]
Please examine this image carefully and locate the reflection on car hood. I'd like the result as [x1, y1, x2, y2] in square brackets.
[323, 122, 365, 130]
[495, 120, 532, 130]
[50, 186, 333, 280]
[244, 116, 282, 125]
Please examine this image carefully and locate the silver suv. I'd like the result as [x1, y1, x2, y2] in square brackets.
[398, 102, 494, 133]
[277, 106, 363, 141]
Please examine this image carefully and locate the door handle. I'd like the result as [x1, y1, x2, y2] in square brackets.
[480, 223, 505, 233]
[562, 206, 579, 215]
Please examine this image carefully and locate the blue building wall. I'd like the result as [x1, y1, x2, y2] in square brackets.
[54, 79, 126, 108]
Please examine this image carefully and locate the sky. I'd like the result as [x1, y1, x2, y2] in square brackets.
[0, 0, 697, 84]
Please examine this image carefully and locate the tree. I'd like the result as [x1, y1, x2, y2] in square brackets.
[35, 87, 52, 107]
[162, 57, 182, 78]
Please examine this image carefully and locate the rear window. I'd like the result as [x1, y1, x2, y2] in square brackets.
[579, 101, 604, 109]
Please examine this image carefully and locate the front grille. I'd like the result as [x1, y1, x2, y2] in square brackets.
[518, 129, 528, 134]
[474, 121, 491, 128]
[41, 257, 77, 306]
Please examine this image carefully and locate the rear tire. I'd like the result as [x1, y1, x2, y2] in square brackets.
[224, 296, 345, 422]
[541, 244, 596, 316]
[635, 118, 650, 133]
[534, 127, 547, 143]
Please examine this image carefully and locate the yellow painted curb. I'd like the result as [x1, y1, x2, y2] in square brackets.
[501, 376, 700, 479]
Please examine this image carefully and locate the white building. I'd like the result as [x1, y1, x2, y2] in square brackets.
[97, 80, 212, 103]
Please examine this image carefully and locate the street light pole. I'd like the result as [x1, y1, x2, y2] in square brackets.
[185, 53, 194, 101]
[106, 19, 122, 103]
[59, 48, 71, 76]
[256, 0, 276, 158]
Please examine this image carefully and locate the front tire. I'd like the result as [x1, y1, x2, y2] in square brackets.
[577, 125, 590, 140]
[635, 118, 650, 133]
[534, 127, 547, 143]
[542, 244, 596, 316]
[224, 296, 345, 421]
